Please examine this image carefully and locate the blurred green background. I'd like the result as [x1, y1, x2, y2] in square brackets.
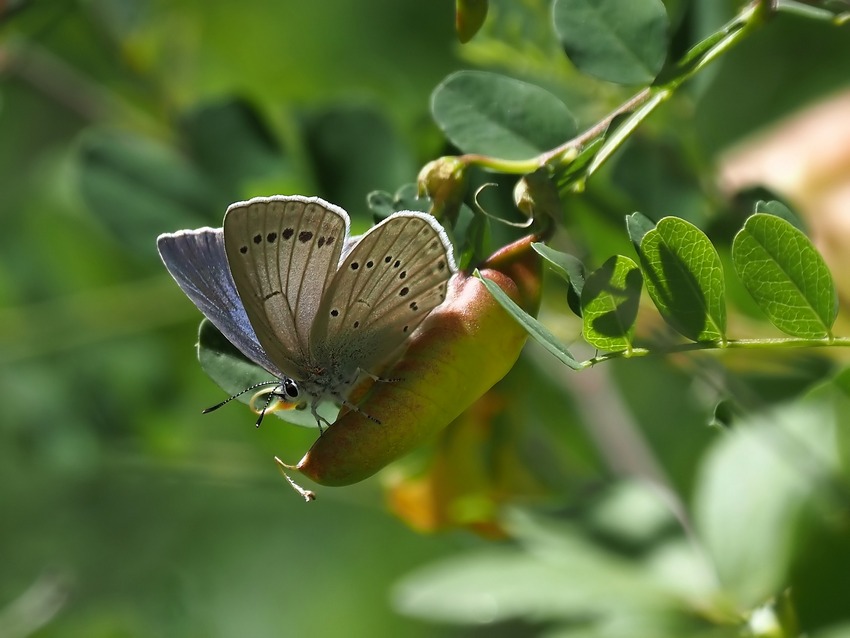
[4, 0, 850, 636]
[0, 1, 470, 636]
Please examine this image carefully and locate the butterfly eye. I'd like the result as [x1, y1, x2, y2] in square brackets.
[282, 378, 300, 400]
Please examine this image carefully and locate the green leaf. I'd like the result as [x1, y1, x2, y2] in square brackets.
[197, 319, 338, 428]
[532, 242, 586, 316]
[694, 396, 842, 608]
[637, 216, 726, 342]
[303, 105, 415, 214]
[581, 255, 642, 352]
[625, 211, 655, 248]
[367, 183, 429, 221]
[755, 199, 807, 233]
[431, 71, 577, 160]
[732, 213, 837, 339]
[708, 399, 739, 430]
[76, 128, 218, 255]
[180, 98, 287, 198]
[476, 272, 582, 370]
[394, 512, 677, 626]
[552, 0, 669, 85]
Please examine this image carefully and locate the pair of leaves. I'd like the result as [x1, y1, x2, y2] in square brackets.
[630, 204, 837, 342]
[482, 202, 838, 368]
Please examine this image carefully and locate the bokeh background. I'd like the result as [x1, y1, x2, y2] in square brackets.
[1, 2, 467, 636]
[3, 1, 850, 636]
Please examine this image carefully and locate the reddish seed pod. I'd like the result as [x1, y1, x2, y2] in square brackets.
[295, 234, 542, 486]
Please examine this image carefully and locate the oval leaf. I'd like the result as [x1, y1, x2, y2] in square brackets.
[626, 211, 656, 249]
[581, 255, 642, 352]
[553, 0, 669, 85]
[637, 217, 726, 342]
[694, 399, 841, 608]
[77, 128, 217, 255]
[431, 71, 577, 160]
[476, 272, 582, 370]
[531, 242, 586, 316]
[732, 213, 837, 339]
[755, 199, 806, 233]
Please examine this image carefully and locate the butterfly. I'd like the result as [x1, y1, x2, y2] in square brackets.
[157, 195, 457, 430]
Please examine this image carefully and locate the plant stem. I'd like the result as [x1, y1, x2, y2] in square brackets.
[582, 336, 850, 368]
[457, 0, 773, 179]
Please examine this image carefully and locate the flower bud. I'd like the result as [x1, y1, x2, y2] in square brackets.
[455, 0, 489, 43]
[417, 156, 469, 222]
[513, 168, 564, 222]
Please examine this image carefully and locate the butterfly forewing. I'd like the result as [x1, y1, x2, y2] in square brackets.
[157, 228, 287, 378]
[313, 212, 456, 374]
[224, 196, 349, 378]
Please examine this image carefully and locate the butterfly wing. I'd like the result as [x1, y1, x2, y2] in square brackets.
[312, 211, 456, 375]
[223, 195, 349, 378]
[157, 227, 286, 378]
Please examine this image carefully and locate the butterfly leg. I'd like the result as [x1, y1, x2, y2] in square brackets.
[361, 368, 402, 384]
[274, 456, 316, 502]
[336, 395, 382, 425]
[310, 403, 333, 434]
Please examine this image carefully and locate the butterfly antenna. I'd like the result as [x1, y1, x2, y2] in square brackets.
[202, 381, 280, 414]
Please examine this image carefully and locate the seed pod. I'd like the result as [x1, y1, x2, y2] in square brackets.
[295, 234, 542, 486]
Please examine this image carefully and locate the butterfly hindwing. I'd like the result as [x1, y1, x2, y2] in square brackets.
[312, 212, 456, 374]
[224, 196, 349, 378]
[157, 227, 286, 378]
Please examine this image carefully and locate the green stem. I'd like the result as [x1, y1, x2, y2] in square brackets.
[581, 336, 850, 368]
[457, 0, 773, 178]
